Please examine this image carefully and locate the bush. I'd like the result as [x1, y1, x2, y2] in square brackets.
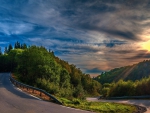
[72, 98, 81, 105]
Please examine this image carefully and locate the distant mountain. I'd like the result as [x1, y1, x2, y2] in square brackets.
[94, 60, 150, 84]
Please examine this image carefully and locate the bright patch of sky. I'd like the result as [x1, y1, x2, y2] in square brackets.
[0, 0, 150, 77]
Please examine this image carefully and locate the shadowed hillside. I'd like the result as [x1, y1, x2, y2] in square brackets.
[94, 60, 150, 84]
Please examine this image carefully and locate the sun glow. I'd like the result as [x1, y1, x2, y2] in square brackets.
[142, 40, 150, 51]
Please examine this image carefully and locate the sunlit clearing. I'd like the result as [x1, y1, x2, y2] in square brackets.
[141, 40, 150, 51]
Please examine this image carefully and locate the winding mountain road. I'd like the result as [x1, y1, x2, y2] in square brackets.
[0, 73, 93, 113]
[87, 97, 150, 113]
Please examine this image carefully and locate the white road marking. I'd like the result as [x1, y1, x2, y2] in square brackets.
[17, 87, 42, 100]
[10, 78, 91, 112]
[17, 88, 22, 91]
[29, 94, 42, 100]
[11, 82, 42, 101]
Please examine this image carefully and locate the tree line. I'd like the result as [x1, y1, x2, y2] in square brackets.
[0, 42, 102, 99]
[101, 76, 150, 97]
[94, 60, 150, 84]
[94, 60, 150, 97]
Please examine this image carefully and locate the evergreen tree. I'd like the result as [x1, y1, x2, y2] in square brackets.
[8, 44, 13, 52]
[4, 47, 8, 54]
[21, 43, 27, 49]
[15, 41, 21, 49]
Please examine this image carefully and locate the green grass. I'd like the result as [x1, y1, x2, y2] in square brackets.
[58, 98, 137, 113]
[13, 73, 137, 113]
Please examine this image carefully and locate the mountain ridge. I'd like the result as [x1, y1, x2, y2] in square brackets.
[94, 60, 150, 84]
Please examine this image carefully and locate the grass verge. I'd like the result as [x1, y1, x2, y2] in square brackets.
[58, 98, 137, 113]
[12, 73, 137, 113]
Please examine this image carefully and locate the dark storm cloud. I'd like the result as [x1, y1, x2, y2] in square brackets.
[63, 0, 117, 15]
[55, 39, 127, 55]
[61, 0, 150, 41]
[1, 0, 149, 41]
[0, 0, 150, 75]
[126, 51, 150, 60]
[93, 40, 127, 47]
[102, 30, 137, 41]
[50, 37, 84, 43]
[76, 23, 139, 40]
[0, 32, 6, 36]
[57, 44, 100, 55]
[103, 40, 127, 47]
[111, 50, 134, 54]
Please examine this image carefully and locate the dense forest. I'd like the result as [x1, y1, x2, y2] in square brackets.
[0, 41, 101, 99]
[101, 77, 150, 97]
[94, 60, 150, 97]
[94, 60, 150, 84]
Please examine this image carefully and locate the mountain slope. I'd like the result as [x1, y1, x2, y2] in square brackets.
[94, 60, 150, 84]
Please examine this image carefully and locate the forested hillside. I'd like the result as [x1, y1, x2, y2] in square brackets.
[94, 60, 150, 84]
[0, 42, 101, 99]
[101, 77, 150, 97]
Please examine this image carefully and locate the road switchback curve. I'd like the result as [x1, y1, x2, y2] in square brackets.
[87, 97, 150, 113]
[0, 73, 93, 113]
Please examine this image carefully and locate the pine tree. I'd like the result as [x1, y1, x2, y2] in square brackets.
[21, 43, 27, 49]
[8, 44, 13, 52]
[4, 47, 8, 54]
[15, 41, 21, 49]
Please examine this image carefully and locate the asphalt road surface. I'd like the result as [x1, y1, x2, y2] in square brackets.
[0, 73, 93, 113]
[87, 97, 150, 113]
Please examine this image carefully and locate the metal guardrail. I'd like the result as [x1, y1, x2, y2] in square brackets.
[10, 75, 62, 105]
[106, 95, 150, 100]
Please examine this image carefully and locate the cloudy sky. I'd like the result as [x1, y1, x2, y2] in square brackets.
[0, 0, 150, 77]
